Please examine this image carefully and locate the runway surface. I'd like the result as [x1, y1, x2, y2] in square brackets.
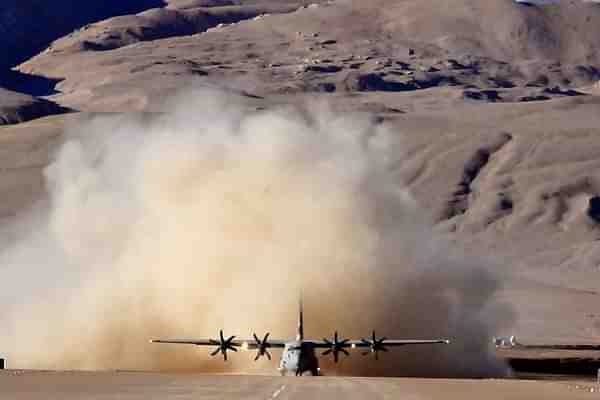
[1, 371, 598, 400]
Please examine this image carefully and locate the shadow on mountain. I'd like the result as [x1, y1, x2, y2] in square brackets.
[0, 70, 63, 97]
[0, 0, 166, 69]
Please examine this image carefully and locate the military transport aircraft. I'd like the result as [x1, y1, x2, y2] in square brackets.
[150, 299, 450, 376]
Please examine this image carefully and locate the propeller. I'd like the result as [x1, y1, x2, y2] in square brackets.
[360, 330, 388, 360]
[209, 330, 237, 361]
[322, 331, 351, 363]
[253, 332, 272, 361]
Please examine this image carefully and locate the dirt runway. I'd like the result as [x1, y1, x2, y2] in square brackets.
[1, 371, 598, 400]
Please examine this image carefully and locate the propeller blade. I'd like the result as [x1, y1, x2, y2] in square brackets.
[226, 335, 236, 344]
[211, 348, 221, 356]
[223, 351, 228, 362]
[252, 332, 272, 361]
[220, 330, 225, 342]
[323, 331, 352, 363]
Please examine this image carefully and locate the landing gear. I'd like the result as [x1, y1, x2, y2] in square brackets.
[293, 367, 319, 376]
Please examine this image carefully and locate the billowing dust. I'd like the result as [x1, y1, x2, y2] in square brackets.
[0, 89, 513, 377]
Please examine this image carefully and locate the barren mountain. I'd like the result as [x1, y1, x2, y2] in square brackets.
[14, 0, 600, 111]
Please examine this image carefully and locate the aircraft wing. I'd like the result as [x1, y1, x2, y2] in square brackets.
[305, 338, 450, 348]
[348, 339, 450, 347]
[150, 338, 287, 348]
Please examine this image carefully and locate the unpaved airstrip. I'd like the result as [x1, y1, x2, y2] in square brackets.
[1, 371, 598, 400]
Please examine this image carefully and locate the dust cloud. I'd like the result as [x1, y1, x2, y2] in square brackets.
[0, 88, 513, 377]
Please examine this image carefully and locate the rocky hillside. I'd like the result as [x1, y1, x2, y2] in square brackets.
[8, 0, 597, 116]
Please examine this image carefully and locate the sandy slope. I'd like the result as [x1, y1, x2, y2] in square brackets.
[0, 115, 65, 218]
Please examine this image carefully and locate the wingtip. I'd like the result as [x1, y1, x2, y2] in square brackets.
[444, 339, 451, 344]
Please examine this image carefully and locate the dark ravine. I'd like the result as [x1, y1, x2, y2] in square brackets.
[0, 70, 63, 97]
[498, 344, 600, 376]
[0, 102, 71, 126]
[0, 88, 72, 125]
[509, 358, 600, 376]
[443, 132, 513, 221]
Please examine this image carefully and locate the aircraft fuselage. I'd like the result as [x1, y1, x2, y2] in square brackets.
[279, 341, 319, 376]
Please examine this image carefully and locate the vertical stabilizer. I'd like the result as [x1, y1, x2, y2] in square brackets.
[296, 294, 304, 341]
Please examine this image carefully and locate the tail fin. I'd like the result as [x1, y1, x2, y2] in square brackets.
[296, 294, 304, 341]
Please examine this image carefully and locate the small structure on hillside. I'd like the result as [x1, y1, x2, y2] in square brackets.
[493, 335, 518, 348]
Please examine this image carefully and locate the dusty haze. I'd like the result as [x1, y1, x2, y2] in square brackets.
[0, 88, 513, 377]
